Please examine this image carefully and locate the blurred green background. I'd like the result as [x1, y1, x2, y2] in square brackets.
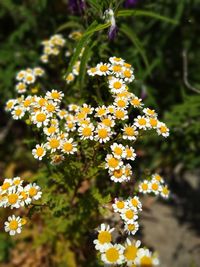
[0, 0, 200, 266]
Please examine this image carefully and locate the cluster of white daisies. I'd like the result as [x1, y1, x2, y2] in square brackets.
[40, 34, 66, 63]
[15, 67, 45, 94]
[0, 177, 42, 235]
[139, 173, 169, 199]
[94, 224, 159, 266]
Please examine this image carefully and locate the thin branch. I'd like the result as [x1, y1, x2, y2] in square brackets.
[182, 49, 200, 94]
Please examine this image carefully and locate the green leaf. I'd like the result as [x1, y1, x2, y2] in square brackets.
[56, 21, 84, 33]
[65, 21, 110, 77]
[117, 9, 178, 25]
[121, 24, 149, 68]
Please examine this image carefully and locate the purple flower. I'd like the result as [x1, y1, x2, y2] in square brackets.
[108, 25, 118, 41]
[124, 0, 138, 8]
[68, 0, 85, 14]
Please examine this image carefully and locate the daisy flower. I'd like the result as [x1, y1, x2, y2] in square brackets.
[11, 106, 25, 120]
[109, 167, 127, 183]
[78, 123, 94, 140]
[80, 103, 94, 115]
[31, 110, 49, 128]
[109, 56, 125, 65]
[109, 64, 123, 77]
[157, 122, 170, 137]
[114, 108, 128, 121]
[50, 154, 65, 165]
[114, 97, 129, 109]
[107, 105, 116, 114]
[93, 224, 114, 252]
[128, 196, 142, 211]
[112, 198, 128, 213]
[148, 117, 159, 129]
[96, 63, 111, 76]
[135, 248, 159, 266]
[46, 90, 64, 102]
[58, 109, 68, 119]
[4, 215, 22, 235]
[149, 181, 161, 195]
[5, 187, 22, 209]
[124, 164, 133, 180]
[101, 115, 115, 128]
[68, 104, 80, 112]
[87, 67, 98, 76]
[130, 96, 143, 108]
[32, 144, 46, 160]
[139, 180, 150, 194]
[44, 101, 59, 115]
[24, 73, 36, 84]
[19, 189, 32, 206]
[15, 82, 27, 93]
[124, 221, 139, 236]
[105, 154, 123, 171]
[12, 177, 23, 187]
[46, 135, 61, 152]
[65, 120, 77, 132]
[95, 125, 112, 143]
[123, 238, 141, 266]
[33, 67, 45, 77]
[95, 105, 108, 118]
[16, 70, 26, 81]
[43, 125, 59, 136]
[25, 183, 42, 200]
[61, 138, 77, 154]
[134, 115, 149, 129]
[152, 173, 164, 184]
[122, 68, 135, 82]
[109, 78, 126, 94]
[143, 108, 157, 117]
[124, 146, 136, 161]
[110, 143, 126, 159]
[160, 185, 170, 199]
[122, 124, 139, 141]
[22, 96, 33, 111]
[121, 208, 138, 224]
[0, 178, 13, 192]
[5, 99, 16, 111]
[101, 243, 125, 265]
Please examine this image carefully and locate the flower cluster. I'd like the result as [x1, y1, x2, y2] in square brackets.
[139, 173, 170, 199]
[0, 177, 42, 235]
[113, 196, 142, 235]
[15, 67, 45, 94]
[40, 34, 66, 63]
[94, 224, 159, 266]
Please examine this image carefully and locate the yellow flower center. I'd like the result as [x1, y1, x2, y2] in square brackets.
[149, 118, 157, 127]
[124, 245, 137, 261]
[125, 127, 135, 136]
[36, 147, 44, 157]
[27, 76, 33, 82]
[63, 143, 73, 152]
[90, 67, 96, 73]
[108, 157, 119, 168]
[23, 99, 31, 107]
[162, 186, 169, 195]
[114, 147, 123, 156]
[126, 149, 133, 158]
[98, 128, 108, 139]
[160, 126, 167, 133]
[113, 81, 122, 89]
[140, 256, 153, 266]
[47, 126, 56, 134]
[113, 169, 123, 178]
[127, 224, 136, 231]
[124, 63, 131, 68]
[51, 92, 60, 99]
[117, 99, 126, 108]
[97, 109, 106, 116]
[115, 110, 125, 119]
[49, 139, 60, 148]
[131, 199, 138, 207]
[9, 220, 18, 230]
[46, 104, 55, 112]
[8, 194, 18, 204]
[82, 127, 92, 136]
[102, 118, 112, 127]
[13, 179, 20, 185]
[116, 201, 124, 209]
[29, 187, 37, 197]
[131, 99, 140, 106]
[38, 98, 46, 106]
[124, 70, 131, 78]
[1, 182, 11, 190]
[125, 210, 134, 219]
[152, 183, 159, 191]
[36, 113, 46, 122]
[105, 248, 119, 263]
[112, 65, 122, 72]
[98, 231, 111, 244]
[15, 109, 22, 116]
[20, 191, 28, 200]
[142, 183, 148, 190]
[100, 65, 108, 72]
[138, 118, 146, 125]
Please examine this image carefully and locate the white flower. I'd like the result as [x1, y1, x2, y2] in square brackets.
[109, 57, 125, 65]
[108, 77, 126, 94]
[46, 136, 61, 152]
[11, 106, 25, 120]
[124, 146, 136, 161]
[5, 99, 16, 111]
[96, 63, 111, 76]
[122, 124, 138, 141]
[78, 123, 94, 140]
[121, 208, 138, 224]
[15, 82, 27, 93]
[105, 154, 123, 171]
[134, 115, 149, 129]
[156, 122, 170, 137]
[109, 167, 127, 183]
[124, 221, 139, 235]
[135, 248, 159, 266]
[101, 243, 125, 265]
[46, 90, 64, 102]
[123, 238, 141, 265]
[61, 138, 77, 154]
[4, 215, 22, 235]
[143, 107, 157, 117]
[110, 143, 126, 159]
[32, 144, 46, 160]
[31, 110, 49, 128]
[130, 96, 144, 108]
[128, 196, 142, 211]
[149, 181, 162, 195]
[24, 183, 42, 200]
[95, 125, 112, 143]
[112, 198, 128, 213]
[33, 67, 45, 77]
[139, 180, 151, 194]
[16, 70, 26, 81]
[87, 67, 98, 76]
[24, 73, 36, 84]
[93, 224, 114, 252]
[114, 108, 128, 121]
[5, 187, 23, 209]
[160, 185, 170, 199]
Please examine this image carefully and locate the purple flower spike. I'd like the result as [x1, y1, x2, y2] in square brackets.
[108, 25, 118, 41]
[124, 0, 138, 8]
